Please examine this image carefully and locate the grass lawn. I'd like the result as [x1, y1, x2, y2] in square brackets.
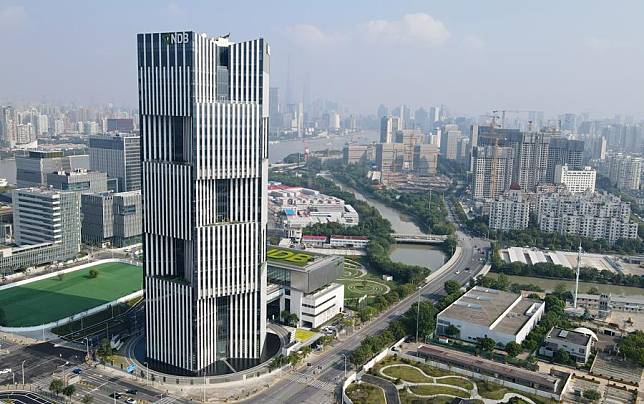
[295, 328, 316, 342]
[346, 382, 386, 404]
[437, 376, 474, 390]
[409, 385, 470, 398]
[0, 262, 142, 327]
[382, 365, 433, 383]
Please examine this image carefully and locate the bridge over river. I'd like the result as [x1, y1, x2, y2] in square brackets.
[393, 234, 448, 244]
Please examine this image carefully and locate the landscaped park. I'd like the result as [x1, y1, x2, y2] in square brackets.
[347, 356, 556, 404]
[0, 261, 142, 327]
[337, 258, 391, 303]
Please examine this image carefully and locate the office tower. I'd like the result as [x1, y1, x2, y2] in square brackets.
[106, 118, 134, 132]
[377, 104, 388, 120]
[16, 150, 88, 188]
[440, 124, 462, 161]
[607, 153, 643, 191]
[53, 119, 65, 135]
[376, 143, 406, 182]
[36, 115, 49, 137]
[0, 106, 17, 146]
[89, 133, 141, 192]
[414, 107, 428, 132]
[560, 113, 577, 132]
[429, 127, 441, 147]
[138, 31, 269, 373]
[413, 144, 438, 176]
[554, 165, 596, 194]
[468, 125, 479, 171]
[46, 169, 108, 194]
[488, 190, 530, 231]
[537, 190, 638, 244]
[268, 87, 281, 132]
[456, 137, 470, 163]
[472, 145, 514, 199]
[81, 190, 142, 247]
[286, 103, 303, 135]
[328, 112, 340, 130]
[379, 116, 401, 143]
[545, 138, 584, 182]
[16, 123, 34, 144]
[395, 129, 420, 167]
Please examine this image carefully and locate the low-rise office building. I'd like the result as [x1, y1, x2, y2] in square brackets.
[435, 286, 545, 345]
[576, 293, 644, 315]
[266, 247, 344, 328]
[329, 235, 369, 248]
[539, 327, 594, 364]
[554, 165, 596, 194]
[46, 169, 108, 194]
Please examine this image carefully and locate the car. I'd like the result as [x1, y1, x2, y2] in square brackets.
[110, 393, 123, 399]
[0, 369, 11, 375]
[465, 267, 471, 271]
[126, 389, 138, 395]
[72, 368, 82, 375]
[455, 270, 461, 274]
[126, 399, 137, 404]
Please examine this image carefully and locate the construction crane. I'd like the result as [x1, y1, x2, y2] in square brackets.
[492, 110, 539, 129]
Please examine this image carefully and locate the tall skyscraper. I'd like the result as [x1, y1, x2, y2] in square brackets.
[138, 31, 269, 373]
[545, 137, 584, 183]
[472, 145, 515, 199]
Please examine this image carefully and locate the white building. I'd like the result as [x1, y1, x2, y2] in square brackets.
[329, 235, 369, 248]
[435, 286, 545, 345]
[139, 32, 269, 373]
[266, 247, 344, 328]
[537, 190, 638, 244]
[554, 164, 596, 194]
[488, 190, 530, 231]
[269, 184, 359, 239]
[607, 153, 642, 191]
[539, 327, 595, 364]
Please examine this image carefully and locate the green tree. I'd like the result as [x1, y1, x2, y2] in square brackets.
[553, 348, 572, 365]
[62, 385, 76, 400]
[444, 280, 460, 295]
[583, 389, 601, 402]
[81, 394, 94, 404]
[88, 268, 99, 278]
[505, 341, 522, 357]
[49, 379, 65, 396]
[445, 325, 459, 337]
[495, 273, 510, 291]
[554, 283, 569, 297]
[97, 338, 113, 363]
[479, 337, 496, 352]
[618, 330, 644, 366]
[587, 286, 600, 295]
[403, 301, 437, 341]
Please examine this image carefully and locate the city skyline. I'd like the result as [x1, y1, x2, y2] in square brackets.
[1, 0, 644, 117]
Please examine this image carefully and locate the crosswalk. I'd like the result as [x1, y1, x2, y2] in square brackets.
[284, 371, 337, 392]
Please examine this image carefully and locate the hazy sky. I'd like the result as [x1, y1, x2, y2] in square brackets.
[1, 0, 643, 117]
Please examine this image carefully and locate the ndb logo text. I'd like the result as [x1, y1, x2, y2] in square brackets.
[162, 32, 190, 45]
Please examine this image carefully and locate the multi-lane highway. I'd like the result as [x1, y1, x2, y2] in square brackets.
[244, 226, 489, 404]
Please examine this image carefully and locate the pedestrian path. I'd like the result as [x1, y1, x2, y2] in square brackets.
[285, 371, 336, 392]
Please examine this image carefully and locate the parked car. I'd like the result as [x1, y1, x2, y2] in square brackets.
[0, 369, 11, 375]
[72, 368, 82, 375]
[126, 389, 138, 395]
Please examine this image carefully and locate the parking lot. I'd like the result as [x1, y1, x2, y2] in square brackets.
[591, 353, 643, 386]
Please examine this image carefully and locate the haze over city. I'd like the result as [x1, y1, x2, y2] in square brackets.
[1, 0, 644, 116]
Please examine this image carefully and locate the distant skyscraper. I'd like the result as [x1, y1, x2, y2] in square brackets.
[269, 87, 281, 132]
[607, 153, 642, 191]
[377, 104, 388, 120]
[138, 31, 268, 373]
[472, 145, 514, 200]
[106, 118, 134, 132]
[380, 116, 401, 143]
[89, 133, 141, 192]
[545, 137, 584, 183]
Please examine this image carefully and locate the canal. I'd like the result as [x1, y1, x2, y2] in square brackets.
[340, 182, 446, 270]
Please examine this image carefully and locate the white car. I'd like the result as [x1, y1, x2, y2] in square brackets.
[126, 399, 137, 404]
[0, 368, 11, 374]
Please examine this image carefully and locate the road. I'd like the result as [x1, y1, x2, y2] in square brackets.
[244, 227, 489, 404]
[0, 391, 54, 404]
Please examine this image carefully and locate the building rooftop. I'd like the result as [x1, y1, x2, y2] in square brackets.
[267, 246, 326, 269]
[545, 327, 591, 346]
[438, 286, 544, 336]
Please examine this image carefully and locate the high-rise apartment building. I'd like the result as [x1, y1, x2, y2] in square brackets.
[488, 190, 530, 231]
[440, 124, 462, 160]
[545, 137, 584, 183]
[89, 133, 141, 192]
[413, 144, 439, 176]
[0, 106, 17, 146]
[517, 132, 550, 191]
[380, 116, 401, 143]
[607, 153, 642, 191]
[138, 31, 269, 373]
[472, 145, 514, 200]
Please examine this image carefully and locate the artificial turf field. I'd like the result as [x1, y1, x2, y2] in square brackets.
[0, 262, 142, 327]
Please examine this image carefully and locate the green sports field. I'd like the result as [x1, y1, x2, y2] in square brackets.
[0, 262, 142, 327]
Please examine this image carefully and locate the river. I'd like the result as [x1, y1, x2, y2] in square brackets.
[340, 182, 446, 270]
[269, 130, 379, 163]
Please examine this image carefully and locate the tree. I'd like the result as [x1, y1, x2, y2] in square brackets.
[49, 379, 65, 396]
[88, 268, 99, 279]
[280, 310, 299, 327]
[505, 341, 522, 357]
[444, 280, 460, 295]
[97, 338, 113, 363]
[495, 273, 510, 291]
[0, 307, 7, 327]
[554, 283, 569, 297]
[618, 330, 644, 366]
[553, 348, 572, 365]
[62, 385, 76, 400]
[403, 301, 437, 341]
[445, 325, 459, 337]
[81, 395, 94, 404]
[587, 286, 600, 295]
[479, 337, 496, 352]
[583, 389, 601, 402]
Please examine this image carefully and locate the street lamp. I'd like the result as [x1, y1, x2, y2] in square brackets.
[21, 360, 26, 386]
[340, 354, 347, 379]
[415, 286, 422, 356]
